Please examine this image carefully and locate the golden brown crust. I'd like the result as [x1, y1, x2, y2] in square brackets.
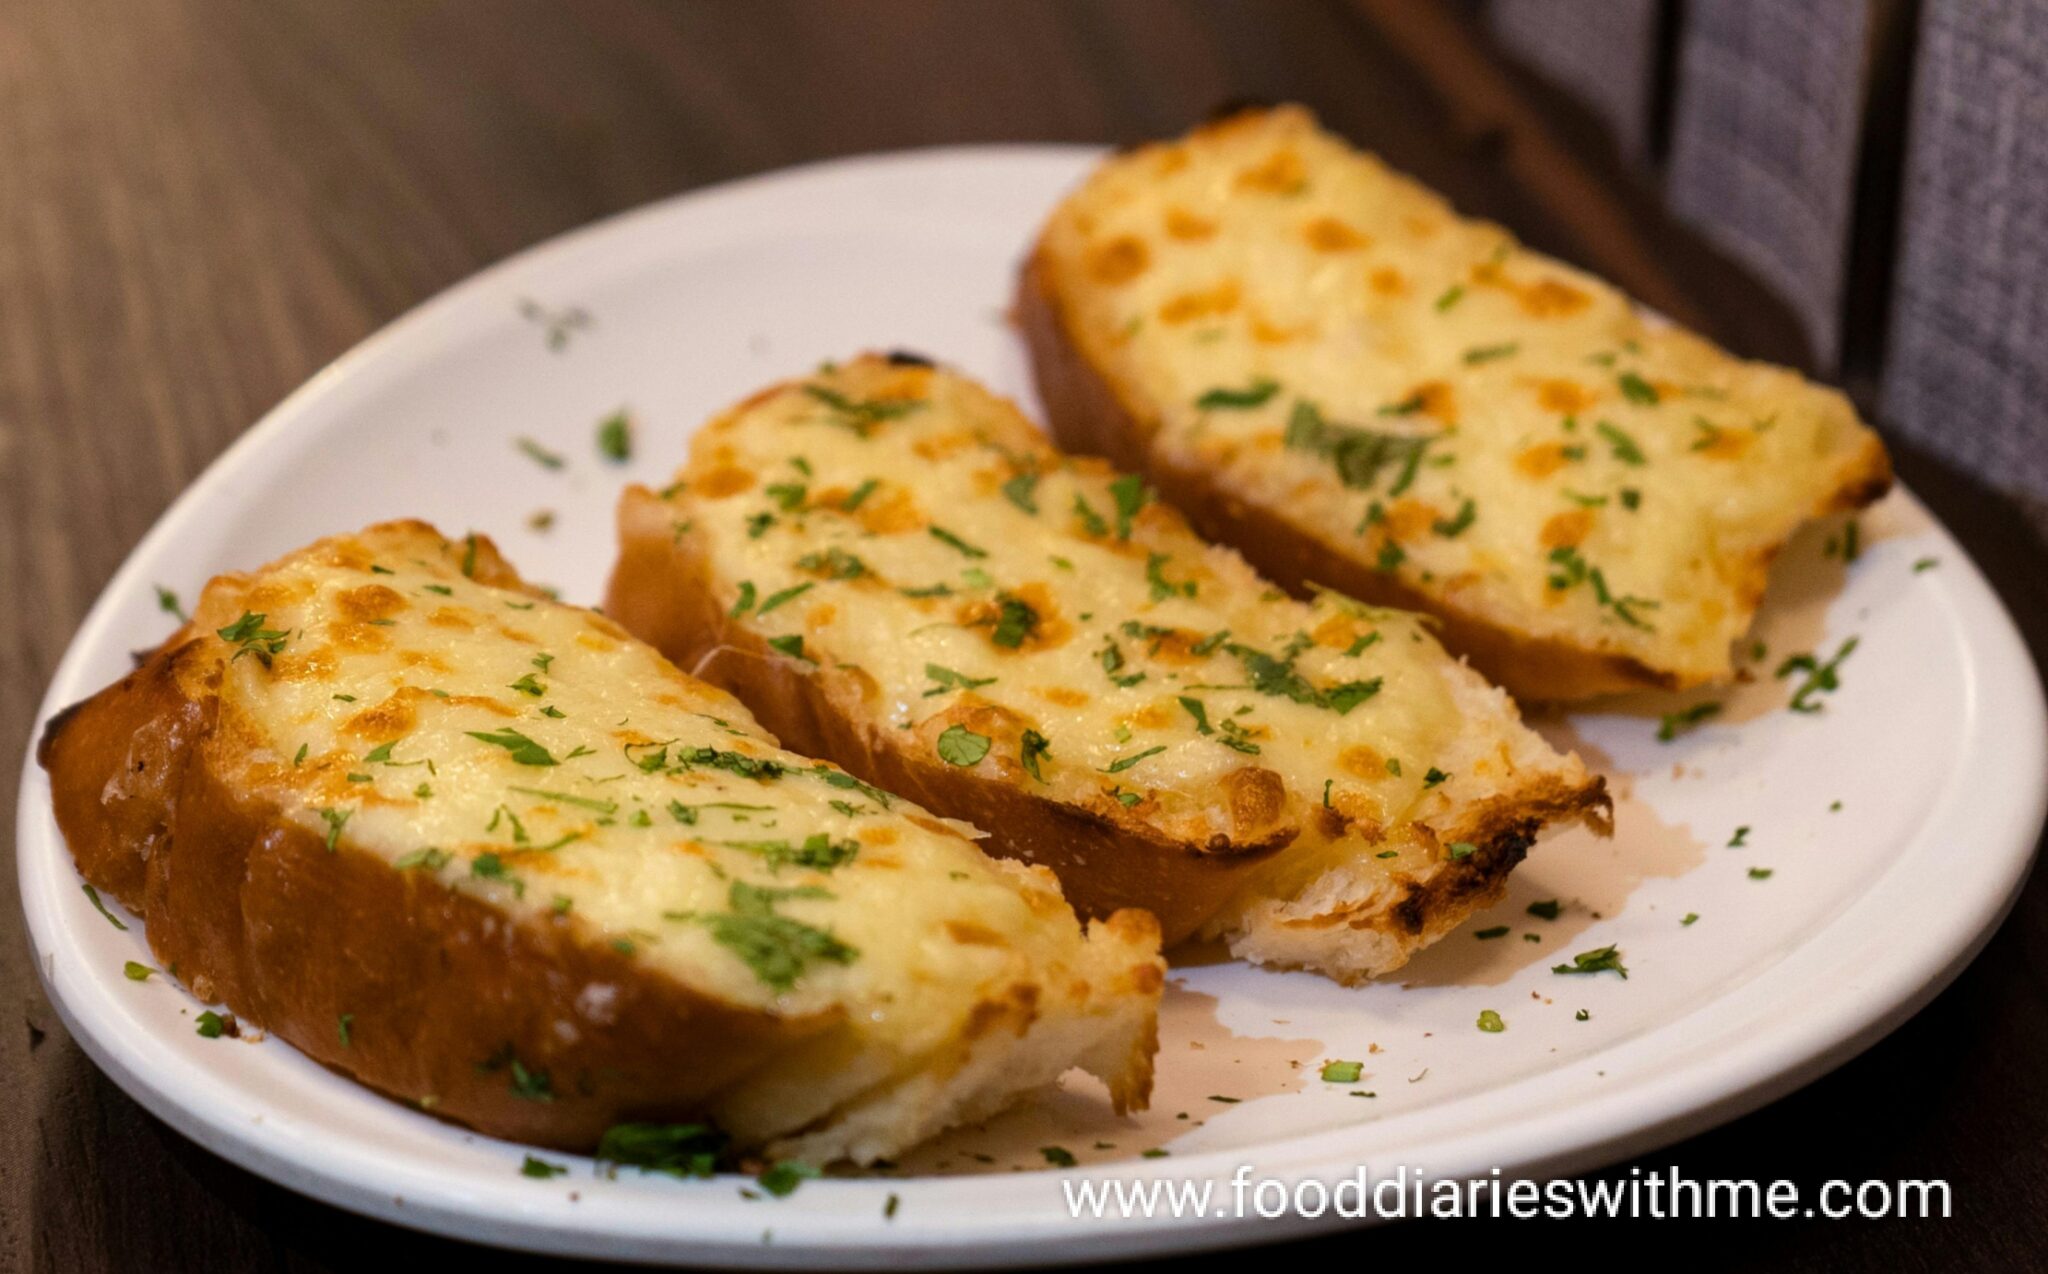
[39, 639, 824, 1151]
[606, 486, 1281, 945]
[1015, 251, 1893, 703]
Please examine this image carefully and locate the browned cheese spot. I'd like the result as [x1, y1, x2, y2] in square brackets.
[1086, 236, 1151, 286]
[1302, 216, 1370, 252]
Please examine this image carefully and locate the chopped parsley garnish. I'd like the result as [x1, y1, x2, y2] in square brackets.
[988, 593, 1039, 648]
[465, 728, 559, 766]
[1320, 1060, 1364, 1083]
[757, 1161, 819, 1196]
[767, 634, 808, 660]
[1098, 638, 1145, 688]
[1145, 553, 1196, 601]
[154, 585, 188, 624]
[1913, 556, 1940, 573]
[1109, 474, 1150, 540]
[337, 1013, 354, 1046]
[840, 477, 880, 511]
[1103, 745, 1166, 774]
[1547, 545, 1659, 629]
[1728, 826, 1750, 847]
[1432, 499, 1476, 537]
[1040, 1146, 1078, 1168]
[1476, 1008, 1505, 1033]
[1595, 419, 1646, 464]
[470, 852, 522, 896]
[665, 800, 773, 825]
[1434, 284, 1465, 312]
[195, 1011, 228, 1039]
[724, 833, 860, 873]
[1178, 696, 1212, 734]
[1284, 400, 1430, 495]
[507, 786, 617, 815]
[123, 961, 153, 982]
[1224, 636, 1379, 714]
[393, 847, 451, 871]
[1071, 494, 1109, 537]
[1617, 371, 1659, 405]
[521, 1156, 568, 1179]
[1474, 925, 1509, 940]
[1527, 899, 1562, 920]
[82, 884, 128, 930]
[508, 673, 545, 697]
[936, 724, 992, 767]
[1002, 472, 1040, 514]
[315, 807, 352, 851]
[1020, 730, 1051, 782]
[595, 1122, 726, 1179]
[1552, 945, 1628, 978]
[1749, 867, 1774, 880]
[1824, 519, 1865, 562]
[1447, 841, 1477, 859]
[1683, 913, 1700, 926]
[764, 481, 807, 512]
[928, 525, 987, 558]
[516, 437, 566, 470]
[803, 383, 924, 431]
[1463, 343, 1519, 364]
[755, 581, 814, 617]
[217, 611, 289, 666]
[598, 409, 634, 464]
[1195, 379, 1280, 410]
[1777, 637, 1857, 713]
[686, 881, 857, 990]
[1657, 701, 1722, 741]
[924, 664, 996, 697]
[729, 581, 758, 616]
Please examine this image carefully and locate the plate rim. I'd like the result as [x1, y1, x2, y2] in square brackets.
[17, 143, 2048, 1267]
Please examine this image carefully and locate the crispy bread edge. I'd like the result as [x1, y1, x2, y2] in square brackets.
[37, 635, 828, 1152]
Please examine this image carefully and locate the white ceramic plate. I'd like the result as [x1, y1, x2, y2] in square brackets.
[18, 148, 2047, 1267]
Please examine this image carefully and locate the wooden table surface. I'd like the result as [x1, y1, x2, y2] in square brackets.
[5, 2, 2045, 1269]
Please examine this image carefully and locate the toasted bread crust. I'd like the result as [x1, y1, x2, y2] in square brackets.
[41, 522, 1163, 1159]
[1017, 251, 1890, 701]
[1017, 108, 1897, 702]
[40, 641, 818, 1151]
[608, 485, 1274, 944]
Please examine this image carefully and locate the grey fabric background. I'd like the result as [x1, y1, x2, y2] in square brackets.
[1487, 0, 2047, 528]
[1487, 0, 1664, 164]
[1884, 0, 2048, 517]
[1664, 0, 1871, 373]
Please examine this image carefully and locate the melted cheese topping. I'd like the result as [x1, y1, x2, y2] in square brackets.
[1035, 106, 1885, 684]
[186, 523, 1109, 1049]
[672, 359, 1574, 873]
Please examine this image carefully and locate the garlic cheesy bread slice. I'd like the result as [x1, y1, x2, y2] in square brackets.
[609, 357, 1608, 983]
[39, 521, 1161, 1164]
[1020, 105, 1892, 699]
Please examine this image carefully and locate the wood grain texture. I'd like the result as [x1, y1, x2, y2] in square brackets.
[1, 1, 2042, 1269]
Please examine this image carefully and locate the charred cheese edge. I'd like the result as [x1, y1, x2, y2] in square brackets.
[632, 357, 1608, 981]
[66, 522, 1160, 1163]
[1028, 105, 1891, 695]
